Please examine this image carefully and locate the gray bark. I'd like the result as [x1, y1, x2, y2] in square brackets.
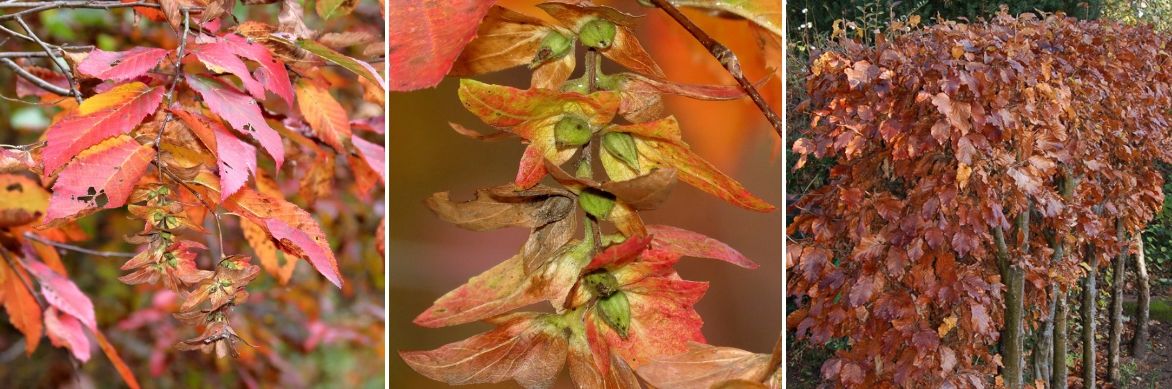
[1132, 234, 1150, 360]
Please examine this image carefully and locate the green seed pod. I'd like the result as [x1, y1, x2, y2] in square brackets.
[532, 30, 573, 66]
[579, 188, 615, 219]
[554, 115, 593, 147]
[602, 132, 639, 169]
[579, 18, 617, 49]
[597, 292, 631, 338]
[584, 270, 620, 298]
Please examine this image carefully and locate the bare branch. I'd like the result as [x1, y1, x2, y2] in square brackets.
[23, 232, 136, 258]
[0, 57, 72, 96]
[0, 1, 162, 21]
[646, 0, 783, 138]
[14, 16, 81, 103]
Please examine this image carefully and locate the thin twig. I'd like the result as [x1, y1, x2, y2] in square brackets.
[647, 0, 783, 138]
[14, 16, 81, 103]
[0, 48, 92, 58]
[0, 58, 72, 96]
[155, 8, 190, 181]
[23, 232, 136, 258]
[0, 1, 163, 21]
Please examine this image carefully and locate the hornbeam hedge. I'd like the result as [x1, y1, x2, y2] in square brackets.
[789, 10, 1171, 388]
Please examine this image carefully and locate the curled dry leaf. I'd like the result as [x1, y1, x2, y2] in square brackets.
[544, 160, 677, 211]
[450, 6, 575, 90]
[425, 184, 574, 231]
[636, 342, 773, 389]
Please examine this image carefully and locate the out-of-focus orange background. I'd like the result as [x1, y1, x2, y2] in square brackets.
[388, 2, 781, 386]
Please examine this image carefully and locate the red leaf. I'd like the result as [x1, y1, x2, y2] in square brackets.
[225, 188, 342, 287]
[585, 234, 652, 270]
[44, 307, 90, 362]
[187, 75, 285, 168]
[647, 224, 758, 269]
[41, 82, 163, 173]
[45, 135, 155, 222]
[401, 312, 569, 387]
[190, 40, 267, 101]
[216, 34, 295, 106]
[77, 47, 169, 81]
[211, 119, 257, 200]
[515, 144, 547, 189]
[388, 0, 496, 91]
[23, 259, 96, 330]
[351, 135, 385, 182]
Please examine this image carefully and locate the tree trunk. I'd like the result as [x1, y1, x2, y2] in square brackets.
[1082, 244, 1098, 389]
[1053, 291, 1069, 389]
[1107, 220, 1127, 384]
[1132, 234, 1150, 360]
[997, 208, 1029, 389]
[1047, 171, 1075, 389]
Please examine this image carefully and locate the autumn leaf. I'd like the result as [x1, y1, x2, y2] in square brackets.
[609, 117, 775, 212]
[425, 184, 573, 231]
[636, 342, 773, 389]
[171, 107, 255, 200]
[458, 79, 620, 129]
[45, 135, 155, 223]
[0, 173, 49, 227]
[615, 72, 753, 123]
[190, 39, 269, 102]
[387, 0, 495, 91]
[76, 47, 169, 81]
[588, 276, 708, 368]
[297, 38, 387, 93]
[600, 169, 676, 210]
[646, 224, 758, 268]
[241, 218, 296, 285]
[413, 239, 591, 328]
[23, 258, 96, 330]
[225, 188, 343, 288]
[40, 82, 164, 174]
[44, 307, 91, 362]
[0, 257, 43, 354]
[402, 312, 569, 388]
[296, 78, 352, 153]
[186, 74, 285, 168]
[351, 135, 385, 182]
[449, 6, 576, 89]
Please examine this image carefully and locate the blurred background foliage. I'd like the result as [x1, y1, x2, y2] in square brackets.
[389, 0, 782, 387]
[0, 1, 386, 387]
[786, 0, 1172, 386]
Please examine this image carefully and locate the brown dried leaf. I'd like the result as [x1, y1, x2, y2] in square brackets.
[637, 342, 771, 389]
[425, 184, 574, 231]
